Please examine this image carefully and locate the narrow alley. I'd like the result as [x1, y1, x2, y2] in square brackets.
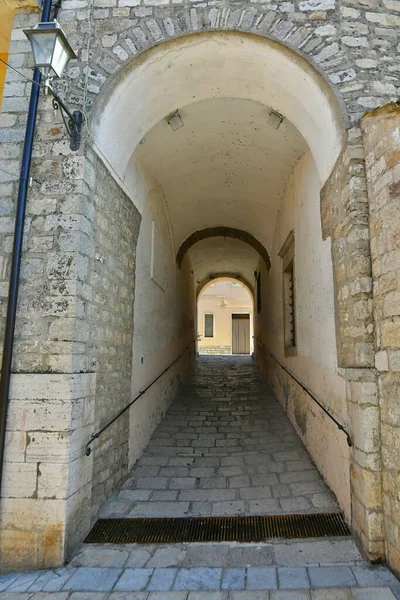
[101, 356, 338, 519]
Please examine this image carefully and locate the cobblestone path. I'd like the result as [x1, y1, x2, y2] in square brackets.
[101, 356, 338, 519]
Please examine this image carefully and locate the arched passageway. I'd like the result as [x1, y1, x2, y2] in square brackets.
[86, 29, 352, 537]
[3, 21, 394, 574]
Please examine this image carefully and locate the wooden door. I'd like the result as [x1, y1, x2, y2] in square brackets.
[232, 314, 250, 354]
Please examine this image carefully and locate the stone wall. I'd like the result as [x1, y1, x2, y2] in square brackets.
[361, 103, 400, 572]
[0, 373, 95, 571]
[85, 149, 141, 521]
[321, 133, 374, 369]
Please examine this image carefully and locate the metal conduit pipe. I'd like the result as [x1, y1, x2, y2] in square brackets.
[0, 0, 53, 495]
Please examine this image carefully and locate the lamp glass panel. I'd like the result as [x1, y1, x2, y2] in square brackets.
[30, 32, 57, 68]
[51, 36, 71, 77]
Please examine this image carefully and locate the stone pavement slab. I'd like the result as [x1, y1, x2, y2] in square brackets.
[308, 567, 357, 588]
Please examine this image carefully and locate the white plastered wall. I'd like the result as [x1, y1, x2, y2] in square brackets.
[255, 150, 351, 518]
[127, 163, 195, 469]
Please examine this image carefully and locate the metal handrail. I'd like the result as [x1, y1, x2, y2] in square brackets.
[253, 337, 352, 447]
[85, 340, 196, 456]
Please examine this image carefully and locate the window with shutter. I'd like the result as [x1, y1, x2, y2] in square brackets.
[204, 313, 214, 338]
[279, 230, 297, 357]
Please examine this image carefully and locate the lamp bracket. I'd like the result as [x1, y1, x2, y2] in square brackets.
[47, 84, 84, 151]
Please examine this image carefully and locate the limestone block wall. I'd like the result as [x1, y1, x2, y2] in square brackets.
[361, 104, 400, 572]
[0, 373, 95, 571]
[321, 130, 374, 369]
[85, 148, 141, 521]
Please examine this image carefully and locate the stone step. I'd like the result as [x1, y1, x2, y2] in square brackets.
[69, 539, 365, 569]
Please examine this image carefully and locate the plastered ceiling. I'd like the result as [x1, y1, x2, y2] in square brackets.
[136, 97, 306, 253]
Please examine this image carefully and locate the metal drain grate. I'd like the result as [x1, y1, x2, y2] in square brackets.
[84, 513, 351, 544]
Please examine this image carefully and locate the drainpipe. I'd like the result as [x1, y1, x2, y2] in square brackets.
[0, 0, 52, 494]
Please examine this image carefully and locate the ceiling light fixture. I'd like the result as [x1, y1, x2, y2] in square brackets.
[267, 109, 284, 130]
[166, 110, 184, 131]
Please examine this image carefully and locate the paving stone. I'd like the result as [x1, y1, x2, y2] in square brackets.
[248, 499, 280, 513]
[147, 568, 178, 590]
[114, 569, 153, 591]
[139, 456, 169, 466]
[119, 490, 152, 501]
[310, 590, 353, 599]
[188, 593, 228, 599]
[129, 502, 190, 517]
[200, 477, 227, 489]
[229, 592, 270, 599]
[29, 593, 70, 600]
[147, 548, 186, 568]
[351, 566, 399, 587]
[310, 494, 338, 509]
[271, 591, 311, 599]
[221, 569, 246, 590]
[247, 568, 278, 590]
[278, 567, 310, 589]
[279, 472, 319, 484]
[63, 568, 122, 591]
[108, 593, 148, 599]
[69, 546, 129, 567]
[308, 566, 357, 588]
[240, 487, 272, 500]
[0, 573, 21, 592]
[274, 541, 363, 566]
[190, 468, 215, 477]
[0, 594, 32, 600]
[5, 572, 43, 592]
[68, 594, 109, 600]
[151, 490, 178, 501]
[136, 477, 169, 490]
[179, 490, 235, 502]
[212, 501, 246, 515]
[173, 568, 222, 590]
[28, 570, 76, 592]
[279, 497, 310, 512]
[352, 588, 397, 599]
[125, 550, 152, 568]
[271, 484, 291, 498]
[170, 478, 197, 489]
[147, 594, 187, 600]
[170, 457, 195, 466]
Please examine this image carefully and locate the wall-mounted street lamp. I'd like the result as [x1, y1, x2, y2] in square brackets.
[24, 21, 84, 150]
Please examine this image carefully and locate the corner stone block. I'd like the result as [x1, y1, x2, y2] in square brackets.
[0, 373, 96, 571]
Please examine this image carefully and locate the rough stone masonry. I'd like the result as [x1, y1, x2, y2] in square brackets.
[0, 0, 399, 577]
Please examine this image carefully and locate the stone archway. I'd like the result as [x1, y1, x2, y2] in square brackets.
[1, 8, 395, 568]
